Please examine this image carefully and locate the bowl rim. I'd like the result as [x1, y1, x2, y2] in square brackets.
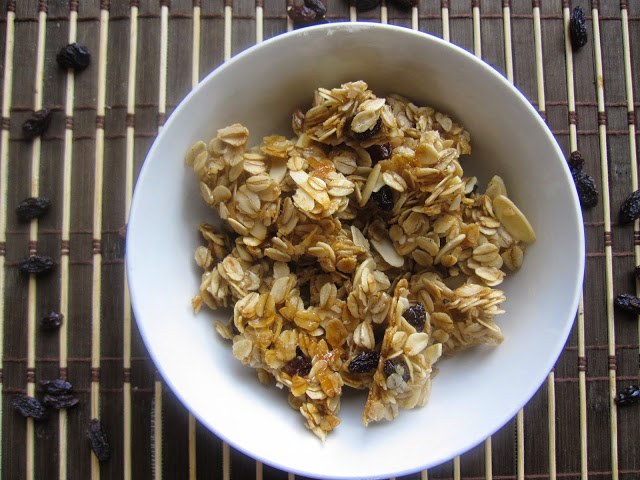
[127, 21, 585, 479]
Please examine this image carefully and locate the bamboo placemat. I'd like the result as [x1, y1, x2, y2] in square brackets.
[1, 1, 639, 479]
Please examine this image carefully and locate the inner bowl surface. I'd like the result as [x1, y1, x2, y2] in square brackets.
[127, 23, 584, 480]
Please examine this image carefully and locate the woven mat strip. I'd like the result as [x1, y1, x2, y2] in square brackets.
[562, 4, 589, 479]
[57, 2, 79, 478]
[24, 5, 49, 480]
[591, 6, 619, 480]
[0, 4, 15, 480]
[122, 1, 140, 480]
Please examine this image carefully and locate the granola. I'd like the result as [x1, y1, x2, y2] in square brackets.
[186, 81, 536, 440]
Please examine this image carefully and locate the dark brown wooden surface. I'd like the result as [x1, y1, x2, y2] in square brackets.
[1, 1, 640, 479]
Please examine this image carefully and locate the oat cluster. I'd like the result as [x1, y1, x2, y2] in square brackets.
[185, 81, 536, 440]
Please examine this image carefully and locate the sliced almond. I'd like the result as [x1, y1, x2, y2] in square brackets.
[485, 175, 507, 199]
[493, 195, 536, 244]
[370, 237, 405, 268]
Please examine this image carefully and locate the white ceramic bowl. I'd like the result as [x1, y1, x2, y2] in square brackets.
[127, 23, 584, 480]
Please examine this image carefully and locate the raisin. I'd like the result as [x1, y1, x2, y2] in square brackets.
[391, 0, 419, 8]
[19, 255, 55, 275]
[283, 348, 312, 377]
[614, 294, 640, 314]
[56, 43, 91, 71]
[569, 6, 588, 50]
[573, 172, 598, 208]
[304, 0, 326, 17]
[44, 393, 79, 409]
[402, 303, 427, 331]
[370, 185, 394, 211]
[619, 189, 640, 224]
[87, 418, 111, 463]
[12, 395, 48, 420]
[353, 117, 382, 141]
[348, 351, 380, 374]
[22, 108, 52, 140]
[41, 312, 64, 332]
[568, 150, 585, 176]
[40, 379, 73, 395]
[355, 0, 381, 11]
[615, 385, 640, 406]
[16, 197, 51, 222]
[383, 358, 410, 382]
[367, 143, 392, 165]
[288, 5, 317, 27]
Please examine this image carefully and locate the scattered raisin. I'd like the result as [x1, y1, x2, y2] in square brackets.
[367, 143, 392, 165]
[614, 294, 640, 314]
[402, 303, 427, 331]
[22, 108, 52, 140]
[383, 358, 410, 382]
[56, 43, 91, 71]
[87, 418, 111, 463]
[619, 189, 640, 224]
[19, 255, 55, 275]
[353, 117, 382, 141]
[355, 0, 382, 11]
[573, 172, 598, 208]
[16, 197, 51, 222]
[568, 150, 585, 176]
[40, 379, 73, 395]
[41, 312, 64, 331]
[615, 385, 640, 406]
[283, 348, 312, 377]
[304, 0, 326, 17]
[12, 395, 48, 420]
[348, 351, 380, 374]
[370, 185, 394, 211]
[44, 393, 79, 409]
[288, 5, 317, 27]
[231, 321, 240, 336]
[569, 6, 588, 50]
[391, 0, 419, 8]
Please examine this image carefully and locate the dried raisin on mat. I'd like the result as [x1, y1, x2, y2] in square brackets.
[574, 172, 598, 208]
[619, 189, 640, 224]
[44, 393, 79, 409]
[614, 294, 640, 314]
[569, 6, 588, 50]
[41, 379, 73, 395]
[568, 150, 585, 176]
[16, 197, 50, 222]
[87, 419, 111, 463]
[615, 385, 640, 406]
[288, 5, 317, 26]
[348, 351, 380, 374]
[304, 0, 326, 17]
[41, 312, 64, 332]
[12, 395, 48, 420]
[22, 108, 52, 140]
[19, 255, 55, 275]
[56, 43, 91, 71]
[567, 151, 598, 208]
